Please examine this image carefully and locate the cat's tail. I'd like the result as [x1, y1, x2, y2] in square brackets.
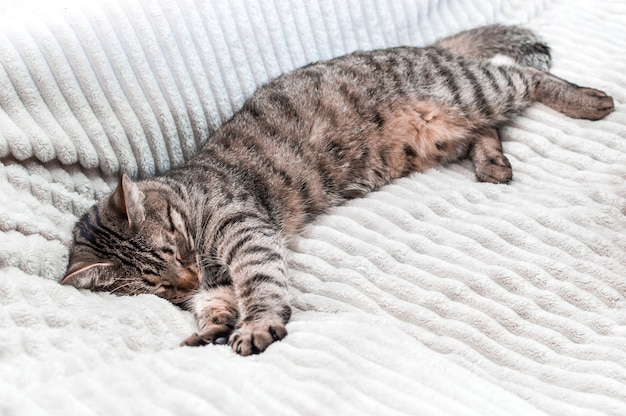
[433, 24, 551, 71]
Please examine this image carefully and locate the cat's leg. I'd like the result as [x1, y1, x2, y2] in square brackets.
[227, 237, 291, 355]
[531, 70, 614, 120]
[469, 128, 513, 184]
[181, 286, 239, 346]
[205, 217, 291, 355]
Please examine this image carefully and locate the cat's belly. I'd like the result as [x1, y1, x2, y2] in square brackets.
[376, 99, 476, 178]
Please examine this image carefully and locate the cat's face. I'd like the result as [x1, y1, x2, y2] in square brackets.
[62, 175, 202, 306]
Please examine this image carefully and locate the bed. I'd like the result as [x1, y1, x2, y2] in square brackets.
[1, 0, 626, 414]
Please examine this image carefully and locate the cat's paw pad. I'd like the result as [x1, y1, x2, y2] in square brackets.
[180, 324, 233, 347]
[576, 88, 614, 120]
[229, 320, 287, 356]
[475, 154, 513, 184]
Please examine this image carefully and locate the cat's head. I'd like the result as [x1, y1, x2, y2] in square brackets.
[62, 174, 202, 306]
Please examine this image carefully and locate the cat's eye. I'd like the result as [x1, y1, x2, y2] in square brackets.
[143, 277, 171, 288]
[161, 247, 175, 255]
[142, 277, 156, 287]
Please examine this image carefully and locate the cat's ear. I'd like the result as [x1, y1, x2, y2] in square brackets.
[109, 173, 145, 227]
[60, 261, 113, 288]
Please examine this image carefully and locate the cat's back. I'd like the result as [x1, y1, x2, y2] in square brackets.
[207, 45, 440, 160]
[185, 41, 535, 235]
[185, 47, 453, 233]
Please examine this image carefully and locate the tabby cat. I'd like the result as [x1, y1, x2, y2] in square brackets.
[62, 25, 614, 355]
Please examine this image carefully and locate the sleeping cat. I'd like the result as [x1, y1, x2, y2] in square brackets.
[61, 24, 614, 355]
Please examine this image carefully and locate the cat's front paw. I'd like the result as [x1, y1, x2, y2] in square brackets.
[229, 319, 288, 356]
[180, 324, 233, 347]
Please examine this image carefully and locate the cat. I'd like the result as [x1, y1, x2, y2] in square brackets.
[61, 24, 614, 355]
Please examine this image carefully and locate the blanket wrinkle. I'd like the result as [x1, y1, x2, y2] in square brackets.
[1, 0, 626, 415]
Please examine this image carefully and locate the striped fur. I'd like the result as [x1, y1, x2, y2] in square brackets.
[62, 25, 614, 355]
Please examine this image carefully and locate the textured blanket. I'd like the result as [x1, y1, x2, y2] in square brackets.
[1, 0, 626, 415]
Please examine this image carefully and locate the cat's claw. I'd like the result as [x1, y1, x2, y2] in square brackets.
[214, 336, 228, 345]
[229, 320, 288, 356]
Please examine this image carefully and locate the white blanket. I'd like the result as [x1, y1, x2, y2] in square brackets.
[1, 0, 626, 414]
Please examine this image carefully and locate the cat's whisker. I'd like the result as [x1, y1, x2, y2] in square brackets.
[199, 251, 221, 264]
[199, 258, 219, 268]
[110, 281, 140, 295]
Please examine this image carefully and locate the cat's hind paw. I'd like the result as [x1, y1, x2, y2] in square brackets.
[475, 153, 513, 184]
[574, 88, 614, 121]
[229, 319, 287, 356]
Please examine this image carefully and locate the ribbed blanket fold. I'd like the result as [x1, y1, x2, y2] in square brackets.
[1, 0, 626, 415]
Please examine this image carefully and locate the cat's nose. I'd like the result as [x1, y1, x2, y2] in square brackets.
[177, 268, 201, 290]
